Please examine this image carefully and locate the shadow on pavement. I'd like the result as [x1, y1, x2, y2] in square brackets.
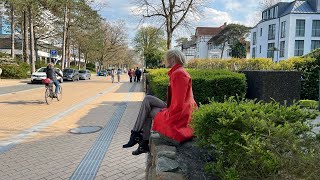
[0, 100, 44, 105]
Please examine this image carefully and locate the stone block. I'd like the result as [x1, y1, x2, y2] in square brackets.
[156, 172, 185, 180]
[156, 156, 179, 173]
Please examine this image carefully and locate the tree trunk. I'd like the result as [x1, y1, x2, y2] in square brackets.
[166, 29, 172, 50]
[28, 6, 36, 73]
[66, 7, 71, 68]
[61, 2, 68, 70]
[220, 42, 226, 59]
[23, 11, 29, 64]
[78, 46, 81, 70]
[84, 53, 87, 69]
[10, 4, 15, 59]
[35, 38, 39, 64]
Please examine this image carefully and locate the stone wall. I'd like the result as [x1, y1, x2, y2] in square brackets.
[146, 133, 214, 180]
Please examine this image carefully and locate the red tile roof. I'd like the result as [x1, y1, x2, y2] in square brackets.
[195, 23, 226, 36]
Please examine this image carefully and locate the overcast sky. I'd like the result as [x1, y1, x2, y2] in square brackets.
[95, 0, 292, 46]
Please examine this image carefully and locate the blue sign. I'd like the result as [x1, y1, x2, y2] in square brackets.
[50, 50, 58, 57]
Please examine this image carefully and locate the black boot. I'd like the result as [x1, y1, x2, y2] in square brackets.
[123, 130, 143, 148]
[132, 140, 149, 155]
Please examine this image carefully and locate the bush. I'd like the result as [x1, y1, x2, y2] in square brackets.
[192, 98, 320, 180]
[0, 62, 30, 79]
[86, 62, 96, 72]
[148, 69, 247, 104]
[300, 100, 318, 109]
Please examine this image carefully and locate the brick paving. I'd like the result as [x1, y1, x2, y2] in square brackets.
[0, 75, 146, 179]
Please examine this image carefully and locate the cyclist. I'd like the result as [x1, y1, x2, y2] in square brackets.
[46, 63, 62, 97]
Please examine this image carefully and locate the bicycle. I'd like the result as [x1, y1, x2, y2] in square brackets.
[44, 81, 62, 105]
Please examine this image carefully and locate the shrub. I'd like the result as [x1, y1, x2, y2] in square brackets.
[86, 62, 96, 72]
[192, 98, 320, 180]
[300, 100, 318, 109]
[148, 69, 247, 104]
[0, 62, 30, 79]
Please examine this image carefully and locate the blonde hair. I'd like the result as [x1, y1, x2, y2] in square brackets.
[166, 49, 186, 65]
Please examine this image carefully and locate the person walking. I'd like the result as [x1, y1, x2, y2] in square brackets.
[128, 69, 133, 83]
[110, 68, 115, 83]
[123, 49, 198, 155]
[135, 67, 142, 82]
[117, 68, 121, 83]
[133, 68, 137, 82]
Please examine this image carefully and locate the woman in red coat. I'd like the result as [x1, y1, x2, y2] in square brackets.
[123, 49, 197, 155]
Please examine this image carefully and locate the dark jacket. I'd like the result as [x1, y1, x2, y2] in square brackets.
[135, 69, 142, 77]
[46, 66, 62, 80]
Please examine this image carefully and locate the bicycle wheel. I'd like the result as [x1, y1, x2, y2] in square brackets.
[56, 85, 62, 101]
[45, 87, 53, 105]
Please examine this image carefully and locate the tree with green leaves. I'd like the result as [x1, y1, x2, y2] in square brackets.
[210, 24, 250, 59]
[230, 41, 247, 58]
[133, 26, 166, 68]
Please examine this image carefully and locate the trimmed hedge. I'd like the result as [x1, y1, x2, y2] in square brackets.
[192, 98, 320, 179]
[187, 57, 320, 100]
[148, 69, 247, 104]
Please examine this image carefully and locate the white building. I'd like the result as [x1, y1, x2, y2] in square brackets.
[181, 40, 196, 62]
[251, 0, 320, 61]
[194, 24, 232, 59]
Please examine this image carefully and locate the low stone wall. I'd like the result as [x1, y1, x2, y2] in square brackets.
[146, 133, 213, 180]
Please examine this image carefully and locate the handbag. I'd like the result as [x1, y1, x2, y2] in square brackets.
[42, 78, 52, 84]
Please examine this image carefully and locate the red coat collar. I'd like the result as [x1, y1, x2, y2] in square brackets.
[168, 64, 182, 76]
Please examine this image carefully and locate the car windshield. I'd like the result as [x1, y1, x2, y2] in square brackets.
[37, 68, 47, 72]
[63, 69, 74, 73]
[79, 70, 86, 73]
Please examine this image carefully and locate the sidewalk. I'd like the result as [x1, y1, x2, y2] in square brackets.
[0, 77, 146, 179]
[0, 78, 30, 87]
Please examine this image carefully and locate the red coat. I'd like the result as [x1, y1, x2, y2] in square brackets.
[152, 64, 198, 142]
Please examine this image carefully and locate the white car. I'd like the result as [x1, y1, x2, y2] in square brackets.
[31, 67, 63, 84]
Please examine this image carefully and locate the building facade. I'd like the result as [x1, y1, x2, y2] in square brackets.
[181, 40, 196, 62]
[251, 0, 320, 61]
[194, 24, 232, 59]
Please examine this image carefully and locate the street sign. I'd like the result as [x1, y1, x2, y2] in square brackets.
[50, 50, 58, 57]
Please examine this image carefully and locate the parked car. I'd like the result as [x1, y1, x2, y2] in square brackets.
[63, 68, 79, 81]
[79, 70, 91, 80]
[31, 67, 63, 84]
[98, 70, 107, 76]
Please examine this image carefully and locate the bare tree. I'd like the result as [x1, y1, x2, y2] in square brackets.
[258, 0, 281, 11]
[133, 0, 203, 49]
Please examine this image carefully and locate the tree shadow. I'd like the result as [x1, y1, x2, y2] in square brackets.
[0, 100, 44, 105]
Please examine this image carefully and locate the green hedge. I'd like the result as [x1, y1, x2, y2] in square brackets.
[192, 98, 320, 179]
[0, 62, 30, 79]
[148, 69, 247, 104]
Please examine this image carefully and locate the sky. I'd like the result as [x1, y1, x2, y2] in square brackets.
[94, 0, 292, 46]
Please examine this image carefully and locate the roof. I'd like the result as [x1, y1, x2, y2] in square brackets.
[195, 24, 225, 36]
[281, 0, 315, 16]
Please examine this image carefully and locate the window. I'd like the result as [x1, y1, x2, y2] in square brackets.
[294, 40, 304, 56]
[280, 41, 285, 57]
[267, 43, 275, 58]
[296, 19, 305, 37]
[252, 47, 256, 58]
[312, 20, 320, 37]
[253, 32, 257, 45]
[275, 6, 278, 18]
[259, 45, 261, 54]
[311, 40, 320, 50]
[268, 24, 276, 40]
[281, 21, 286, 38]
[260, 28, 263, 36]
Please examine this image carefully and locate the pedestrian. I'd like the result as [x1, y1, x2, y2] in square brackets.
[135, 67, 142, 82]
[128, 69, 133, 83]
[133, 68, 137, 82]
[123, 49, 198, 155]
[117, 68, 121, 83]
[110, 68, 115, 83]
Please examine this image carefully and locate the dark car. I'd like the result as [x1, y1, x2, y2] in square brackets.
[98, 70, 107, 76]
[63, 68, 79, 81]
[79, 70, 91, 80]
